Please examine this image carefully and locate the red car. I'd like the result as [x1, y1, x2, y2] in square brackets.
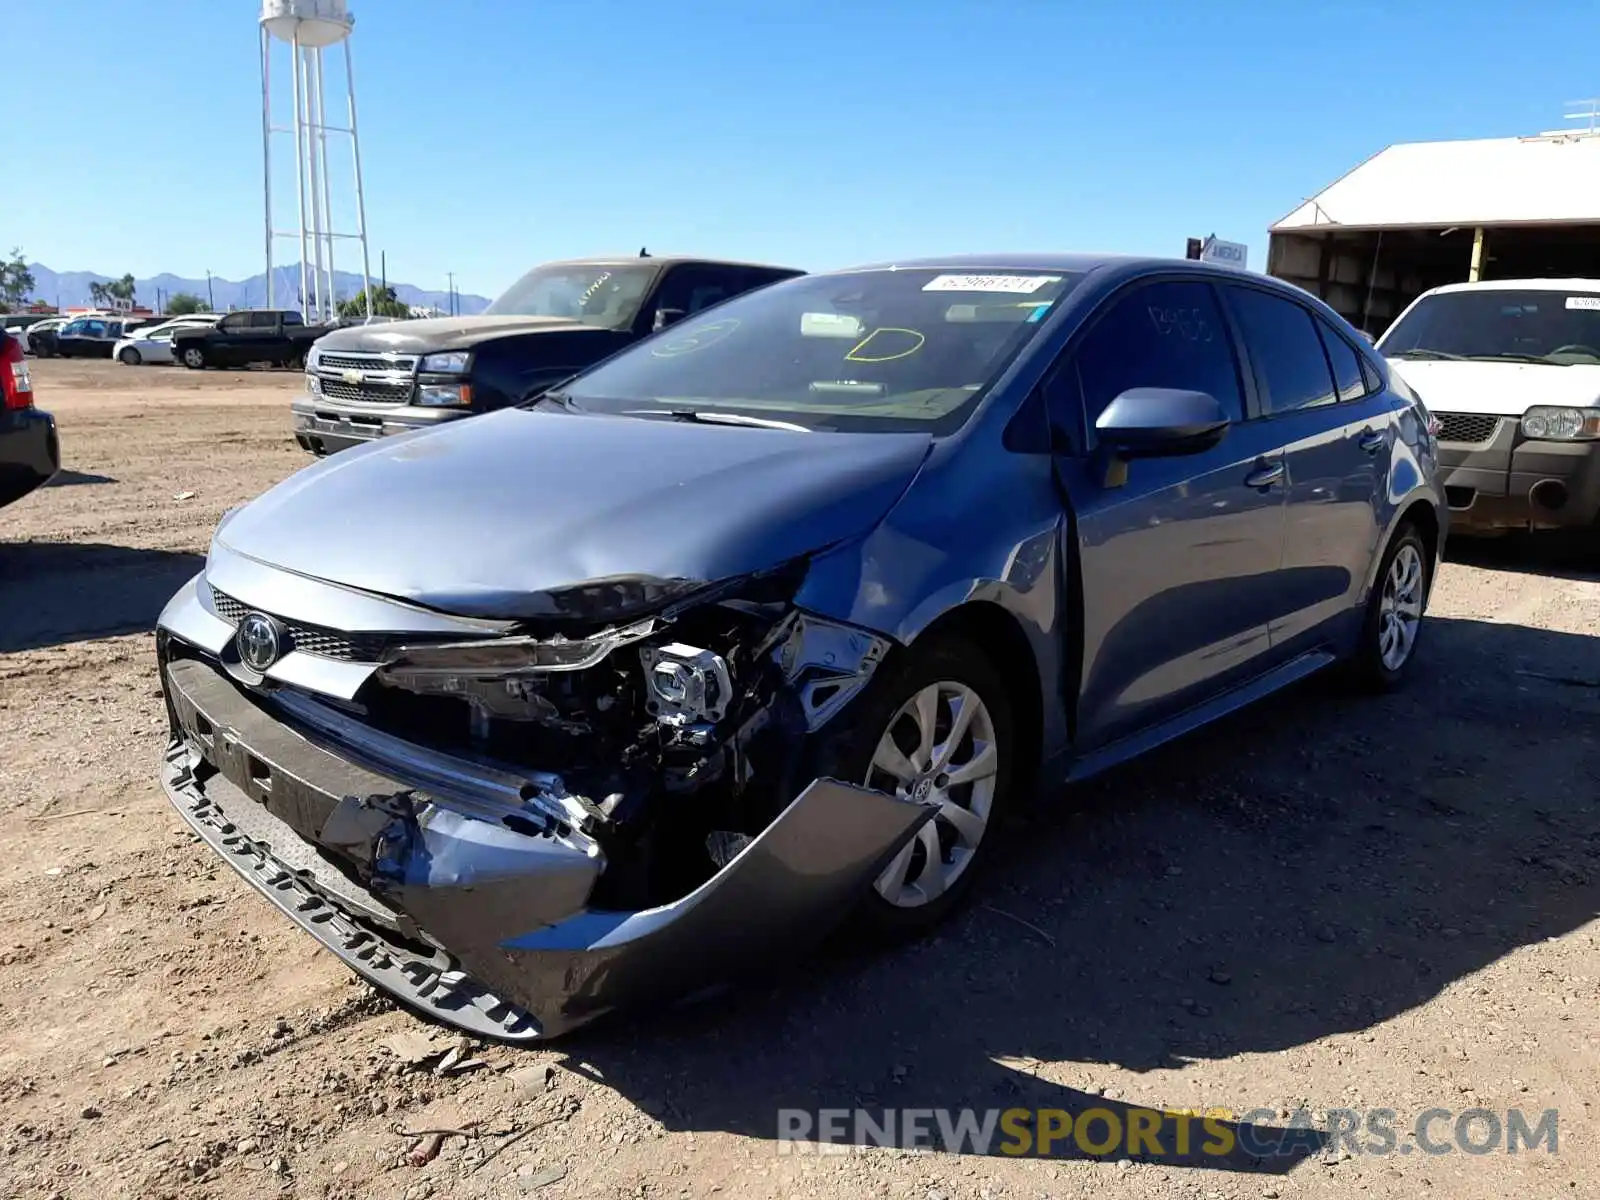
[0, 329, 59, 509]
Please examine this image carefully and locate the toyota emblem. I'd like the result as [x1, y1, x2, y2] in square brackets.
[236, 612, 282, 673]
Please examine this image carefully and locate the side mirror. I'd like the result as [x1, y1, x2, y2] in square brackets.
[652, 307, 687, 332]
[1095, 387, 1230, 458]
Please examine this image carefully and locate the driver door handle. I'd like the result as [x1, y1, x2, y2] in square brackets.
[1357, 427, 1386, 454]
[1244, 459, 1285, 490]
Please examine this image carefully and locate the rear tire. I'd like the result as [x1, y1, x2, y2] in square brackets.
[810, 636, 1017, 939]
[1349, 523, 1430, 692]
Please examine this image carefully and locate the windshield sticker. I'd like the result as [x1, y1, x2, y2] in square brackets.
[650, 318, 740, 358]
[844, 327, 926, 363]
[800, 312, 866, 339]
[922, 274, 1060, 294]
[579, 271, 614, 307]
[1027, 302, 1053, 323]
[1565, 296, 1600, 310]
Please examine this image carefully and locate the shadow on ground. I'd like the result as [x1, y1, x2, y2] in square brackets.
[1446, 529, 1600, 582]
[44, 469, 117, 488]
[0, 541, 203, 652]
[554, 614, 1600, 1175]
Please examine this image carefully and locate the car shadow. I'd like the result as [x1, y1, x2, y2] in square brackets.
[44, 469, 118, 488]
[0, 541, 204, 652]
[549, 614, 1599, 1175]
[1446, 529, 1600, 582]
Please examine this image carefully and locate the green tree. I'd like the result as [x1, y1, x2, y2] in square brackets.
[165, 291, 206, 315]
[88, 281, 110, 308]
[107, 273, 137, 308]
[0, 247, 35, 311]
[338, 285, 411, 319]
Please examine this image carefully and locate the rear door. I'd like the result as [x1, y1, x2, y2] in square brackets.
[1218, 284, 1395, 658]
[1048, 277, 1290, 749]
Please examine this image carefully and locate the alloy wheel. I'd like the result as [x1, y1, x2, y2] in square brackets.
[864, 681, 999, 908]
[1378, 543, 1424, 670]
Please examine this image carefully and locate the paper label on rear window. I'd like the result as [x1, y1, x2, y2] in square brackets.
[922, 274, 1059, 294]
[1565, 296, 1600, 310]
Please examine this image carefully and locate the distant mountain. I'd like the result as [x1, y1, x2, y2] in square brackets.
[24, 262, 491, 315]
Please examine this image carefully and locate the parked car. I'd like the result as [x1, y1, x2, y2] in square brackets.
[1378, 278, 1600, 535]
[54, 315, 130, 358]
[171, 309, 332, 370]
[0, 329, 59, 509]
[155, 254, 1446, 1041]
[291, 254, 804, 455]
[18, 317, 69, 357]
[114, 315, 223, 365]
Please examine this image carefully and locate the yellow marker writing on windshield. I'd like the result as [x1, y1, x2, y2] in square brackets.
[845, 327, 925, 363]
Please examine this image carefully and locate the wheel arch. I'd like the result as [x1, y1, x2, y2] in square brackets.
[903, 599, 1045, 793]
[1365, 494, 1443, 603]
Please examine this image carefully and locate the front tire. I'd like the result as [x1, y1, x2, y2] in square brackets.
[181, 347, 206, 370]
[814, 636, 1017, 937]
[118, 347, 140, 365]
[1350, 523, 1429, 691]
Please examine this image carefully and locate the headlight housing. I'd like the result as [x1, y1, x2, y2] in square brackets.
[417, 383, 473, 407]
[1521, 406, 1600, 441]
[420, 351, 471, 374]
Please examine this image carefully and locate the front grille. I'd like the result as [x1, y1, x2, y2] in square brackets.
[1435, 412, 1501, 445]
[317, 378, 414, 405]
[210, 586, 393, 662]
[317, 352, 417, 373]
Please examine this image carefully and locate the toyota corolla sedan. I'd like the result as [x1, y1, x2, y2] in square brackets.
[155, 255, 1446, 1040]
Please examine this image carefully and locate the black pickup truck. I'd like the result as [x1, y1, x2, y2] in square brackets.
[173, 309, 332, 370]
[291, 254, 803, 455]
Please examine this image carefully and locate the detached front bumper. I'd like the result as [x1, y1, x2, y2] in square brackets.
[158, 651, 929, 1041]
[291, 394, 471, 455]
[1437, 416, 1600, 533]
[0, 408, 60, 508]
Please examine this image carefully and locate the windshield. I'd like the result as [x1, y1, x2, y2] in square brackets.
[485, 263, 657, 329]
[555, 268, 1084, 433]
[1379, 289, 1600, 365]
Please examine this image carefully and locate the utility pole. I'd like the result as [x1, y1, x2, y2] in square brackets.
[446, 272, 456, 317]
[205, 269, 215, 312]
[380, 251, 386, 295]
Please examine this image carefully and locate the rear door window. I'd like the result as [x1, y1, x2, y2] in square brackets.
[1314, 315, 1368, 402]
[1065, 280, 1246, 444]
[1223, 286, 1338, 415]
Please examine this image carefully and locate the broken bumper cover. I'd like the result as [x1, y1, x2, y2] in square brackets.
[159, 654, 929, 1041]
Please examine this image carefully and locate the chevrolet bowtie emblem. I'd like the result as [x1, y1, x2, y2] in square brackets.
[341, 369, 363, 385]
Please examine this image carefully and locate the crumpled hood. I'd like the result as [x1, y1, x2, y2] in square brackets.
[314, 314, 594, 354]
[1383, 358, 1600, 416]
[216, 409, 933, 620]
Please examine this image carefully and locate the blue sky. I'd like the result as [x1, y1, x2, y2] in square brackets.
[11, 0, 1600, 298]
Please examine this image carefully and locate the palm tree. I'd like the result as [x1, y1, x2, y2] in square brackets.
[107, 273, 137, 310]
[88, 281, 108, 307]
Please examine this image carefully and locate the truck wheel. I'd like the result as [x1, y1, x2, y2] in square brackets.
[182, 347, 206, 369]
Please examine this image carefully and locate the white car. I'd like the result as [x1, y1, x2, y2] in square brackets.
[16, 316, 67, 354]
[1378, 278, 1600, 535]
[113, 315, 221, 365]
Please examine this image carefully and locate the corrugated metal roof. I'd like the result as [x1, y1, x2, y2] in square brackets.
[1272, 133, 1600, 232]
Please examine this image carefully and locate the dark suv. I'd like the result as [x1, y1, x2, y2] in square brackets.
[0, 330, 59, 508]
[291, 254, 804, 455]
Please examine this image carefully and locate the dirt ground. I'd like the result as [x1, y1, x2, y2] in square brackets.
[1, 358, 1598, 1200]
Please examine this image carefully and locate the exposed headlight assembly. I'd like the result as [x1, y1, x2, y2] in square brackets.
[1521, 406, 1600, 441]
[419, 351, 472, 374]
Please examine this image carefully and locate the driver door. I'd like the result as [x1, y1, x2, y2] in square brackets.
[1046, 278, 1291, 750]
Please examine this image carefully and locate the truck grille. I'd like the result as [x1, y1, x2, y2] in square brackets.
[1435, 413, 1501, 445]
[318, 378, 414, 405]
[318, 353, 417, 373]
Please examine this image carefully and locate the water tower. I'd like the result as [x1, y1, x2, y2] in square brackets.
[260, 0, 373, 321]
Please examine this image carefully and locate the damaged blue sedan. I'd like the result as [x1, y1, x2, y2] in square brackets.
[156, 254, 1446, 1039]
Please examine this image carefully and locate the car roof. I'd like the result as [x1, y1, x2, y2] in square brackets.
[1417, 277, 1600, 298]
[823, 252, 1270, 280]
[547, 255, 805, 273]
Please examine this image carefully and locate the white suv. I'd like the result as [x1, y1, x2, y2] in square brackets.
[1378, 278, 1600, 535]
